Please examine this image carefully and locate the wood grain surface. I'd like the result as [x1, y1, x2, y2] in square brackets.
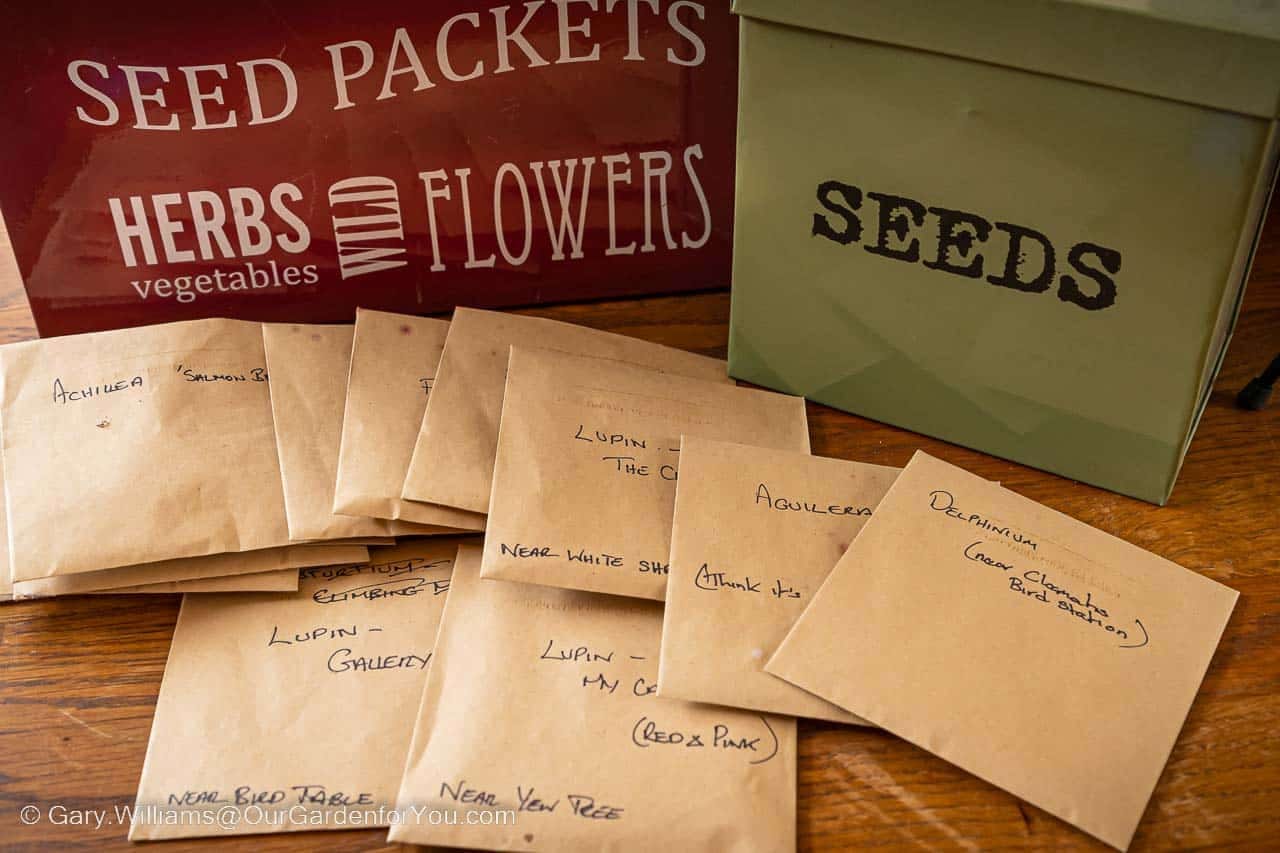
[0, 202, 1277, 852]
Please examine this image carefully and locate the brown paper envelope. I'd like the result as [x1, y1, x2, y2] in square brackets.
[263, 322, 442, 541]
[332, 309, 485, 531]
[129, 538, 465, 840]
[2, 418, 364, 600]
[481, 347, 810, 600]
[658, 437, 898, 723]
[766, 451, 1238, 851]
[0, 413, 309, 601]
[263, 321, 458, 540]
[1, 318, 294, 580]
[0, 441, 314, 601]
[98, 569, 300, 595]
[400, 307, 731, 515]
[389, 543, 796, 851]
[8, 543, 368, 599]
[8, 412, 302, 596]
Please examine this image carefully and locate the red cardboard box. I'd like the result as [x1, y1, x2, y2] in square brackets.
[0, 1, 736, 336]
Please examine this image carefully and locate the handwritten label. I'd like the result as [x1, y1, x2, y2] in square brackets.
[755, 483, 872, 517]
[533, 638, 779, 766]
[266, 620, 432, 674]
[175, 362, 268, 383]
[306, 557, 451, 605]
[929, 490, 1039, 551]
[419, 376, 433, 395]
[499, 543, 668, 576]
[539, 639, 616, 663]
[631, 715, 780, 765]
[251, 555, 456, 680]
[962, 539, 1148, 648]
[538, 638, 651, 697]
[440, 779, 625, 820]
[573, 424, 680, 481]
[312, 576, 449, 605]
[267, 623, 368, 646]
[574, 426, 649, 449]
[694, 563, 803, 600]
[52, 375, 143, 404]
[301, 556, 449, 582]
[167, 785, 374, 809]
[326, 648, 431, 673]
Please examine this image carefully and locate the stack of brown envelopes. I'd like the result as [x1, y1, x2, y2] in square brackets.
[3, 308, 1236, 852]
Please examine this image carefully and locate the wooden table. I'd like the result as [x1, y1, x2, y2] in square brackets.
[0, 202, 1277, 852]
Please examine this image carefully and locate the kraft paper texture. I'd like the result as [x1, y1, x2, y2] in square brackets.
[400, 307, 730, 514]
[481, 347, 810, 600]
[262, 322, 455, 540]
[389, 542, 796, 851]
[1, 319, 294, 579]
[767, 451, 1238, 851]
[130, 539, 463, 840]
[659, 437, 898, 723]
[0, 425, 363, 600]
[9, 544, 364, 600]
[332, 309, 485, 531]
[102, 570, 300, 595]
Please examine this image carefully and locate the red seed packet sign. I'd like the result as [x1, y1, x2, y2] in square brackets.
[0, 1, 736, 336]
